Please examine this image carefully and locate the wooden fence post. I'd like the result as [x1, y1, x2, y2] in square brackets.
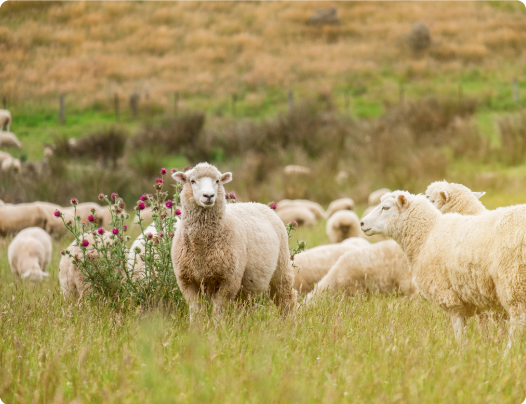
[129, 93, 139, 117]
[59, 94, 65, 125]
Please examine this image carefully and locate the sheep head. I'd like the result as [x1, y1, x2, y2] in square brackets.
[425, 180, 485, 214]
[173, 163, 232, 209]
[361, 191, 413, 237]
[21, 269, 49, 283]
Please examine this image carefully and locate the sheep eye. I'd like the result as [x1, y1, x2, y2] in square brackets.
[191, 180, 196, 185]
[382, 206, 390, 211]
[216, 180, 219, 184]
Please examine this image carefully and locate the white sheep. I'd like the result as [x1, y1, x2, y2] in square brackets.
[277, 199, 325, 219]
[0, 131, 21, 148]
[1, 156, 21, 173]
[368, 188, 391, 207]
[0, 203, 49, 237]
[306, 240, 416, 304]
[171, 163, 297, 321]
[0, 109, 11, 132]
[277, 205, 316, 227]
[361, 191, 526, 348]
[283, 165, 311, 176]
[0, 150, 12, 164]
[128, 222, 158, 279]
[8, 227, 52, 282]
[59, 232, 111, 299]
[425, 180, 486, 215]
[293, 237, 369, 293]
[326, 197, 355, 218]
[326, 210, 366, 243]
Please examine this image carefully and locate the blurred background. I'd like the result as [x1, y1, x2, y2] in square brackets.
[0, 1, 525, 210]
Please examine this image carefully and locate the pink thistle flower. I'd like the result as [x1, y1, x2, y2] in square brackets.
[138, 202, 146, 210]
[81, 239, 89, 247]
[111, 192, 118, 200]
[175, 209, 181, 216]
[97, 228, 105, 234]
[156, 178, 163, 184]
[60, 250, 65, 256]
[165, 200, 173, 208]
[112, 228, 119, 235]
[87, 215, 95, 222]
[291, 221, 298, 227]
[71, 198, 77, 206]
[98, 193, 104, 200]
[123, 225, 127, 232]
[160, 168, 167, 175]
[230, 192, 236, 200]
[140, 194, 147, 202]
[169, 232, 175, 238]
[148, 233, 153, 239]
[54, 210, 61, 217]
[172, 168, 177, 173]
[271, 204, 277, 210]
[159, 232, 164, 237]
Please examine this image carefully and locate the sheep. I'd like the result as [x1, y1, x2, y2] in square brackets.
[283, 165, 311, 198]
[293, 237, 370, 293]
[1, 156, 21, 173]
[127, 222, 158, 279]
[425, 180, 486, 215]
[43, 147, 54, 158]
[368, 188, 391, 207]
[0, 109, 11, 132]
[277, 205, 316, 227]
[0, 150, 12, 164]
[8, 227, 52, 282]
[326, 210, 366, 243]
[0, 203, 49, 237]
[0, 131, 21, 148]
[361, 191, 526, 348]
[326, 197, 355, 218]
[59, 232, 111, 299]
[33, 202, 65, 236]
[171, 162, 297, 321]
[306, 240, 416, 304]
[283, 165, 311, 176]
[335, 170, 349, 185]
[277, 199, 325, 219]
[361, 207, 388, 243]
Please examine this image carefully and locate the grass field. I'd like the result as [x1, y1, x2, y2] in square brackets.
[1, 210, 526, 404]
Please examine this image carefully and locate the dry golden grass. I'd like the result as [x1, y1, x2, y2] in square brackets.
[0, 1, 524, 107]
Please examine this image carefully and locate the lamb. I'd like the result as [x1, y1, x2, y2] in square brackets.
[368, 188, 391, 207]
[277, 199, 325, 219]
[326, 197, 355, 218]
[128, 222, 158, 279]
[0, 203, 49, 237]
[0, 131, 21, 148]
[306, 240, 416, 304]
[293, 237, 369, 293]
[8, 227, 52, 282]
[425, 180, 486, 215]
[277, 205, 316, 227]
[171, 163, 297, 321]
[0, 109, 12, 132]
[59, 232, 111, 299]
[1, 156, 21, 173]
[326, 210, 366, 243]
[361, 191, 526, 348]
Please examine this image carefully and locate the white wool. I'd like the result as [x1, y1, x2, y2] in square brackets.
[0, 131, 21, 148]
[8, 227, 52, 283]
[326, 197, 355, 218]
[368, 188, 391, 207]
[0, 203, 49, 237]
[276, 199, 325, 219]
[277, 205, 316, 226]
[326, 210, 366, 243]
[0, 109, 12, 132]
[127, 222, 159, 279]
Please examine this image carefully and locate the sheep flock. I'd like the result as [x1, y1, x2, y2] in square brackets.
[3, 155, 526, 350]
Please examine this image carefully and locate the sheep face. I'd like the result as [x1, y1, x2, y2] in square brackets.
[425, 181, 485, 213]
[173, 163, 232, 209]
[361, 192, 410, 236]
[21, 269, 49, 283]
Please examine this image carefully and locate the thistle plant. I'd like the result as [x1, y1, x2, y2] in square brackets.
[285, 221, 307, 263]
[59, 169, 184, 308]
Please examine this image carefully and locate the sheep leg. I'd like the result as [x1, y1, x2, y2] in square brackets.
[269, 259, 297, 317]
[180, 283, 201, 323]
[507, 311, 525, 350]
[449, 313, 466, 342]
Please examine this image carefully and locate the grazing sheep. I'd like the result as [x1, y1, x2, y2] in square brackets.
[277, 205, 316, 227]
[0, 109, 11, 132]
[0, 131, 21, 148]
[283, 165, 311, 176]
[326, 210, 366, 243]
[361, 191, 526, 348]
[8, 227, 52, 283]
[1, 156, 21, 173]
[277, 199, 325, 219]
[59, 232, 111, 299]
[326, 197, 355, 218]
[0, 150, 11, 164]
[425, 180, 486, 215]
[33, 202, 65, 236]
[368, 188, 391, 207]
[0, 203, 49, 237]
[171, 163, 297, 321]
[293, 237, 369, 293]
[128, 222, 158, 279]
[306, 240, 416, 304]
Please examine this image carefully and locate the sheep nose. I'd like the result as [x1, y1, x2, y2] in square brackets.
[360, 221, 364, 227]
[203, 193, 215, 200]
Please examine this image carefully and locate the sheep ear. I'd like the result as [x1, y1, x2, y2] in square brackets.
[220, 172, 232, 184]
[396, 194, 408, 210]
[472, 191, 485, 199]
[439, 191, 449, 203]
[172, 172, 187, 184]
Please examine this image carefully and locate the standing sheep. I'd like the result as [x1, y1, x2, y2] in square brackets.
[1, 156, 21, 173]
[0, 203, 49, 237]
[326, 210, 366, 243]
[171, 163, 297, 321]
[0, 109, 12, 132]
[361, 191, 526, 347]
[128, 222, 158, 279]
[326, 197, 355, 218]
[0, 131, 21, 148]
[306, 240, 416, 304]
[8, 227, 52, 282]
[293, 237, 369, 293]
[425, 181, 486, 215]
